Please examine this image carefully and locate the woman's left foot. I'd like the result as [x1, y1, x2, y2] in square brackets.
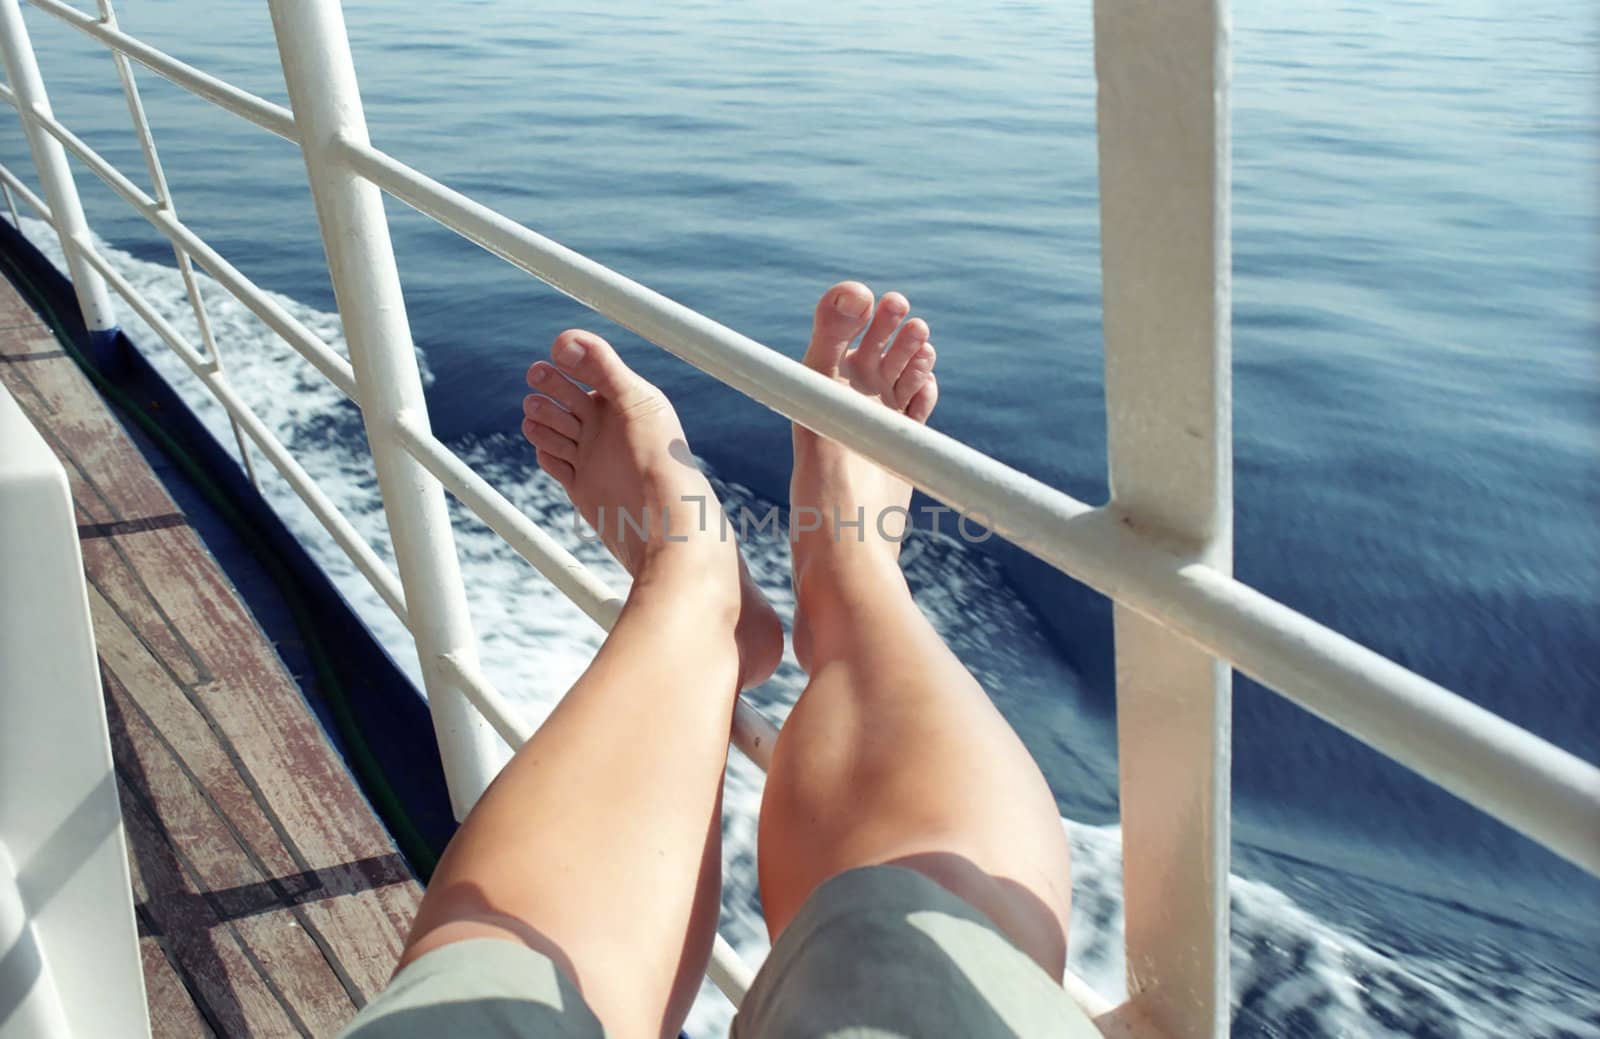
[788, 282, 940, 670]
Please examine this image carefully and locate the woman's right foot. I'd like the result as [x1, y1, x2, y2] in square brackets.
[789, 281, 940, 670]
[522, 329, 784, 689]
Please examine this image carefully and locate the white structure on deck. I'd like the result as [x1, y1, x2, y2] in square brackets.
[0, 388, 147, 1038]
[1, 0, 1595, 1035]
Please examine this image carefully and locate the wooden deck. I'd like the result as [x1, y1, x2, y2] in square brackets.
[0, 276, 423, 1037]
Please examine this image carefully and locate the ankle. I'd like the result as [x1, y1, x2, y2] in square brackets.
[629, 550, 742, 626]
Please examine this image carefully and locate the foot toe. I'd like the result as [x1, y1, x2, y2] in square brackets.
[522, 394, 582, 440]
[876, 317, 930, 396]
[552, 330, 650, 406]
[843, 292, 911, 391]
[527, 361, 595, 418]
[802, 281, 874, 376]
[535, 448, 575, 486]
[905, 373, 939, 423]
[522, 417, 579, 462]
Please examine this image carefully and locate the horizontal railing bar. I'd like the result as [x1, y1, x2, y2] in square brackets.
[392, 410, 622, 626]
[0, 160, 52, 224]
[731, 695, 777, 772]
[433, 647, 757, 1005]
[340, 136, 1113, 554]
[5, 94, 360, 399]
[71, 233, 410, 627]
[391, 411, 782, 767]
[436, 651, 533, 747]
[0, 177, 19, 229]
[23, 0, 297, 140]
[1169, 551, 1600, 872]
[347, 135, 1600, 873]
[707, 934, 756, 1006]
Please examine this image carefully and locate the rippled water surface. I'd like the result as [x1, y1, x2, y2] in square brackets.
[3, 1, 1596, 1034]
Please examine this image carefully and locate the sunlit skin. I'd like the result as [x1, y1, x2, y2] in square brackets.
[396, 283, 1071, 1039]
[764, 281, 1071, 973]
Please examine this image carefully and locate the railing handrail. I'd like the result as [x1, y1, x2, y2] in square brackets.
[28, 0, 297, 140]
[3, 2, 1596, 1034]
[338, 130, 1600, 873]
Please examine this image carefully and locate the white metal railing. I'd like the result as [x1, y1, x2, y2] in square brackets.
[1, 1, 1596, 1036]
[94, 0, 260, 491]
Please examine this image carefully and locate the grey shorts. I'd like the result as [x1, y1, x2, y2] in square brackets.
[338, 865, 1098, 1038]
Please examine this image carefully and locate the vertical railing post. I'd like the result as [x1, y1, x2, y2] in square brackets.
[1094, 1, 1233, 1037]
[0, 0, 118, 358]
[96, 0, 260, 490]
[266, 0, 502, 816]
[0, 177, 20, 229]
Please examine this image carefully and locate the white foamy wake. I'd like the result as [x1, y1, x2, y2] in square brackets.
[20, 220, 1593, 1038]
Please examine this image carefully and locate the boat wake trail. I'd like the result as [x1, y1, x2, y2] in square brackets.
[25, 221, 1595, 1038]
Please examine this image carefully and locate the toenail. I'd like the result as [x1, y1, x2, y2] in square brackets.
[531, 366, 548, 383]
[555, 339, 586, 367]
[834, 292, 869, 318]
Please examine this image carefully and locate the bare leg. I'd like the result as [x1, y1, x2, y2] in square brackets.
[398, 330, 783, 1039]
[759, 282, 1073, 976]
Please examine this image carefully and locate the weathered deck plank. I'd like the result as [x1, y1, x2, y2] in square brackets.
[139, 938, 220, 1039]
[100, 611, 360, 1034]
[83, 531, 209, 690]
[0, 275, 50, 330]
[0, 274, 422, 1036]
[7, 338, 179, 523]
[117, 774, 309, 1038]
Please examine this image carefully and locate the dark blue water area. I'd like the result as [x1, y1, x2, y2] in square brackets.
[5, 0, 1596, 1000]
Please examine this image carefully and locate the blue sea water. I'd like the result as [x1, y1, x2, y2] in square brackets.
[3, 0, 1596, 1034]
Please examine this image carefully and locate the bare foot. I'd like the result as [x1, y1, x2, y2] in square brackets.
[522, 329, 783, 689]
[789, 281, 939, 669]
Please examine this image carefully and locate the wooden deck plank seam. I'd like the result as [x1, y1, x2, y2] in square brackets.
[0, 295, 50, 331]
[108, 695, 318, 1037]
[104, 657, 362, 1035]
[99, 614, 377, 1011]
[84, 529, 214, 684]
[79, 512, 189, 539]
[97, 625, 377, 1013]
[5, 367, 215, 681]
[84, 535, 212, 683]
[134, 902, 232, 1038]
[0, 315, 49, 333]
[0, 347, 57, 413]
[0, 347, 65, 360]
[112, 759, 319, 1039]
[90, 531, 216, 682]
